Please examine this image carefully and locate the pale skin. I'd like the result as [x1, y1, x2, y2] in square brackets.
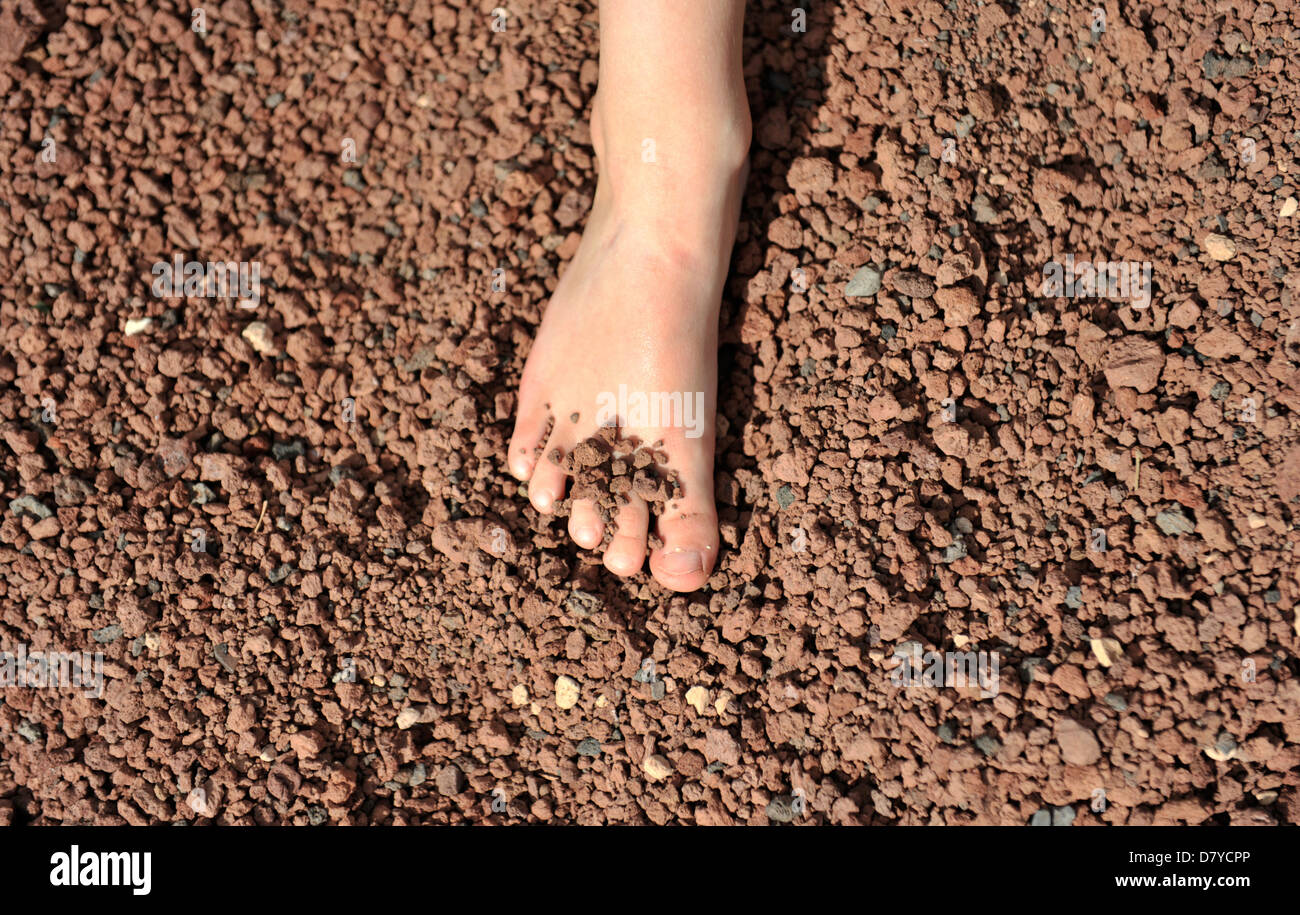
[507, 0, 751, 591]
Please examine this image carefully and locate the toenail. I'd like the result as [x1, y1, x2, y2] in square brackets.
[660, 550, 703, 576]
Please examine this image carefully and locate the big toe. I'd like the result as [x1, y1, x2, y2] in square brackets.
[650, 466, 718, 592]
[508, 399, 552, 481]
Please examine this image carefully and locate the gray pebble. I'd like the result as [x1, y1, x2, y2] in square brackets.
[9, 495, 53, 519]
[776, 485, 795, 509]
[1155, 507, 1194, 536]
[765, 796, 797, 823]
[92, 624, 123, 644]
[971, 194, 997, 224]
[845, 265, 882, 297]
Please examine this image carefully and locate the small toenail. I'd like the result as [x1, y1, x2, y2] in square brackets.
[660, 550, 703, 575]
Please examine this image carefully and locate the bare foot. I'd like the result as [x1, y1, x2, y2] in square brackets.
[508, 99, 749, 592]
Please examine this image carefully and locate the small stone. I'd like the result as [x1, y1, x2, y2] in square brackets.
[576, 738, 601, 758]
[1090, 638, 1123, 667]
[1029, 809, 1051, 827]
[241, 321, 276, 355]
[1155, 506, 1194, 536]
[124, 317, 153, 335]
[555, 675, 580, 710]
[887, 269, 936, 299]
[511, 684, 528, 706]
[974, 735, 1001, 757]
[1102, 336, 1165, 393]
[1205, 732, 1238, 762]
[92, 624, 123, 644]
[1064, 586, 1083, 609]
[9, 495, 52, 518]
[642, 754, 673, 781]
[776, 485, 795, 509]
[685, 686, 708, 714]
[186, 784, 221, 818]
[1168, 300, 1200, 327]
[1055, 718, 1102, 766]
[765, 796, 797, 823]
[1052, 805, 1076, 827]
[1281, 197, 1298, 219]
[1194, 327, 1245, 359]
[704, 726, 741, 765]
[971, 194, 997, 223]
[289, 729, 327, 758]
[1203, 233, 1236, 261]
[435, 764, 465, 796]
[28, 516, 60, 539]
[395, 707, 420, 729]
[844, 265, 882, 297]
[787, 156, 835, 194]
[934, 286, 980, 327]
[933, 423, 969, 458]
[868, 393, 901, 422]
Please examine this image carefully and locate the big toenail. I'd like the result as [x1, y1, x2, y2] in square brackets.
[661, 550, 703, 575]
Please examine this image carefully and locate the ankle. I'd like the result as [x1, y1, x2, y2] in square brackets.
[590, 92, 751, 194]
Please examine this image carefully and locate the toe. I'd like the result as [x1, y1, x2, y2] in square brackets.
[508, 401, 553, 481]
[650, 472, 718, 592]
[567, 498, 605, 549]
[603, 494, 649, 577]
[527, 449, 569, 514]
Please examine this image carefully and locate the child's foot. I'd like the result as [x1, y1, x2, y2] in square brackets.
[508, 100, 749, 592]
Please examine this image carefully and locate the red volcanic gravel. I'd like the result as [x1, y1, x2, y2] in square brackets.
[0, 0, 1298, 825]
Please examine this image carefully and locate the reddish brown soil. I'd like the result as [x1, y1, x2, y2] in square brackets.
[2, 0, 1299, 825]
